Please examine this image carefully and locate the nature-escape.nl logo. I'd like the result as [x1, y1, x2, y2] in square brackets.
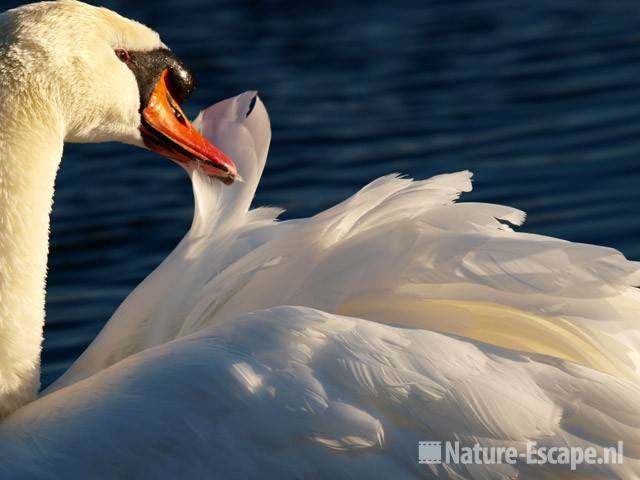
[418, 440, 623, 471]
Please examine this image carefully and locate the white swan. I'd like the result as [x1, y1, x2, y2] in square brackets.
[1, 1, 640, 479]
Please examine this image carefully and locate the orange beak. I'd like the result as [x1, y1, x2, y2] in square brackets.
[140, 69, 237, 184]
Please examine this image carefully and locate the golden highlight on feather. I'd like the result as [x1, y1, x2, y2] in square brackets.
[339, 293, 635, 380]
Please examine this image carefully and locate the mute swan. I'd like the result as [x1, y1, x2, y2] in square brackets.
[1, 1, 640, 479]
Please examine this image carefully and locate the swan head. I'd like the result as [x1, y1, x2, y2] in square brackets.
[0, 0, 237, 183]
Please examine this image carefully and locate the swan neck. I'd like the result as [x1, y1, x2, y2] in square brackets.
[0, 95, 65, 416]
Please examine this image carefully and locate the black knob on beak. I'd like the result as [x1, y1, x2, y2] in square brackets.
[128, 48, 196, 111]
[167, 61, 194, 104]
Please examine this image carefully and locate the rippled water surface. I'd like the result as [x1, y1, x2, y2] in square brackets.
[3, 0, 640, 386]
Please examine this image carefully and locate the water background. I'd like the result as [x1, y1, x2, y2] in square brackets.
[2, 0, 640, 386]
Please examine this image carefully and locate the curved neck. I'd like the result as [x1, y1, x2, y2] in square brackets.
[0, 93, 64, 417]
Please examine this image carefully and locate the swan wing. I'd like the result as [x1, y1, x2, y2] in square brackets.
[172, 169, 640, 380]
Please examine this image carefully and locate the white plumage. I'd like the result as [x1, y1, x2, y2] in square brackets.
[1, 91, 639, 479]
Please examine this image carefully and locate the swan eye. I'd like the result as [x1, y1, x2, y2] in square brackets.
[115, 49, 131, 63]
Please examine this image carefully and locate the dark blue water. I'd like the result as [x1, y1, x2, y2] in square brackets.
[4, 0, 640, 386]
